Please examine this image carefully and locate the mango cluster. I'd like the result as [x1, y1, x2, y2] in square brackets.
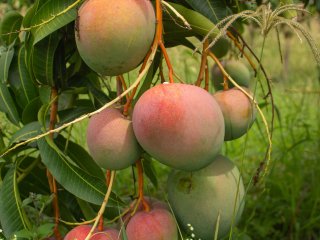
[72, 0, 256, 239]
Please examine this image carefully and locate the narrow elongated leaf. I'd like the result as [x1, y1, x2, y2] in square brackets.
[0, 130, 6, 154]
[19, 164, 50, 197]
[165, 37, 196, 49]
[22, 97, 42, 124]
[133, 52, 161, 105]
[166, 3, 219, 39]
[142, 156, 158, 188]
[31, 0, 78, 45]
[38, 137, 120, 205]
[184, 0, 228, 24]
[37, 102, 51, 129]
[38, 85, 51, 104]
[0, 46, 14, 84]
[9, 46, 38, 109]
[76, 198, 97, 220]
[10, 121, 41, 144]
[23, 0, 49, 28]
[87, 80, 111, 107]
[32, 32, 61, 86]
[18, 45, 38, 101]
[55, 135, 105, 180]
[58, 102, 95, 125]
[0, 11, 23, 46]
[0, 81, 20, 125]
[0, 167, 30, 238]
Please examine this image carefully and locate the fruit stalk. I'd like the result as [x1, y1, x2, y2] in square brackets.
[205, 60, 209, 91]
[195, 39, 209, 87]
[134, 159, 150, 213]
[117, 75, 129, 102]
[47, 86, 62, 240]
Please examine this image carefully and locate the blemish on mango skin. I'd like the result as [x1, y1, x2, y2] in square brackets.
[75, 13, 80, 40]
[178, 176, 194, 194]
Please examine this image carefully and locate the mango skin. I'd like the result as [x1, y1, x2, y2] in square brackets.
[76, 0, 155, 76]
[64, 225, 120, 240]
[86, 107, 141, 170]
[121, 196, 170, 226]
[125, 199, 178, 240]
[212, 60, 251, 91]
[64, 225, 92, 240]
[167, 155, 245, 240]
[213, 88, 256, 141]
[132, 83, 225, 171]
[93, 228, 120, 240]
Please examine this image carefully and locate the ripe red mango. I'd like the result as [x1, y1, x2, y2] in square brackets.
[132, 83, 225, 171]
[87, 107, 141, 170]
[125, 198, 178, 240]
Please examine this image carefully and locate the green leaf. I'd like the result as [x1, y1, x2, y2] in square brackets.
[142, 154, 158, 188]
[184, 0, 228, 24]
[36, 223, 55, 239]
[32, 32, 62, 86]
[133, 52, 161, 105]
[55, 135, 105, 181]
[38, 85, 51, 104]
[165, 37, 196, 49]
[58, 92, 76, 110]
[120, 224, 128, 240]
[37, 102, 51, 131]
[0, 166, 31, 238]
[37, 137, 120, 206]
[76, 198, 97, 220]
[0, 45, 15, 84]
[166, 3, 219, 39]
[31, 0, 78, 45]
[87, 79, 111, 108]
[22, 97, 42, 124]
[18, 45, 38, 99]
[0, 82, 20, 126]
[58, 104, 94, 125]
[23, 0, 49, 28]
[12, 229, 33, 239]
[10, 121, 41, 145]
[19, 164, 51, 196]
[9, 45, 38, 109]
[0, 11, 23, 46]
[0, 130, 6, 155]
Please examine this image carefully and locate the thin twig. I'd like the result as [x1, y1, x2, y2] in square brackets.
[85, 171, 116, 240]
[195, 40, 209, 87]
